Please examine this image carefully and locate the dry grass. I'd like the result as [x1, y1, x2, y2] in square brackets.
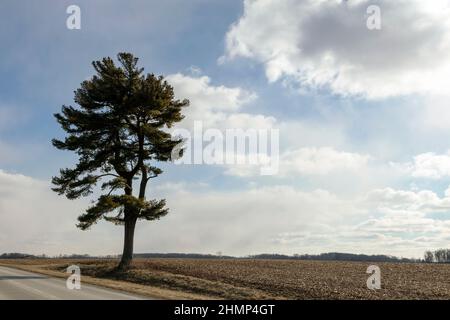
[0, 259, 210, 300]
[1, 258, 450, 299]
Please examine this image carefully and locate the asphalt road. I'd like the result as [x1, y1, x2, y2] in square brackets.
[0, 266, 147, 300]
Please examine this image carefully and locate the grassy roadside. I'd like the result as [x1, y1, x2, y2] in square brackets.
[0, 259, 214, 300]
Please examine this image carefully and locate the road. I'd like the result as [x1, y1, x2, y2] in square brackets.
[0, 266, 147, 300]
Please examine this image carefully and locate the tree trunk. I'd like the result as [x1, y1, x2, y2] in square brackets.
[117, 217, 137, 271]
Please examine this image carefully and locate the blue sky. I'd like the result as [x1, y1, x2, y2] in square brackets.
[2, 0, 450, 258]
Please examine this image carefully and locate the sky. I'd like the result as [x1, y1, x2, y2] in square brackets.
[1, 0, 450, 258]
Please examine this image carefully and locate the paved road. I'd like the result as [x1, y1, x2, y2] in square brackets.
[0, 266, 147, 300]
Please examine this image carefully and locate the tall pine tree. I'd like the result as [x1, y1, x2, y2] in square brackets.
[52, 53, 189, 270]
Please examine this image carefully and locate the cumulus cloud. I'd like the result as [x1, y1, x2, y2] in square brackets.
[393, 150, 450, 179]
[222, 0, 450, 99]
[281, 147, 369, 175]
[166, 73, 280, 174]
[357, 187, 450, 248]
[225, 146, 369, 177]
[167, 74, 255, 113]
[166, 73, 275, 130]
[272, 186, 450, 257]
[366, 187, 450, 212]
[164, 74, 364, 179]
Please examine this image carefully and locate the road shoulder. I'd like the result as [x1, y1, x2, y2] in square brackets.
[0, 262, 210, 300]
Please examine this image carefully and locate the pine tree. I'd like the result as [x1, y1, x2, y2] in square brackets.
[52, 53, 189, 270]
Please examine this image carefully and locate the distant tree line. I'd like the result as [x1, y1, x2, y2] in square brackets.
[0, 253, 36, 259]
[1, 252, 418, 262]
[135, 252, 418, 262]
[133, 253, 234, 259]
[424, 249, 450, 263]
[247, 253, 419, 263]
[6, 251, 450, 263]
[0, 253, 117, 259]
[136, 252, 420, 262]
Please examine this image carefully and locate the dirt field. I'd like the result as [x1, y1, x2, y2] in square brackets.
[1, 258, 449, 299]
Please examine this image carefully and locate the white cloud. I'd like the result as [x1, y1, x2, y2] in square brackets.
[281, 147, 369, 175]
[222, 0, 450, 99]
[166, 73, 276, 130]
[2, 168, 450, 258]
[411, 152, 450, 179]
[0, 170, 121, 255]
[144, 184, 360, 255]
[366, 187, 450, 212]
[393, 150, 450, 179]
[271, 186, 450, 257]
[0, 169, 360, 256]
[167, 74, 255, 113]
[225, 147, 369, 177]
[163, 74, 373, 181]
[144, 183, 450, 257]
[350, 187, 450, 254]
